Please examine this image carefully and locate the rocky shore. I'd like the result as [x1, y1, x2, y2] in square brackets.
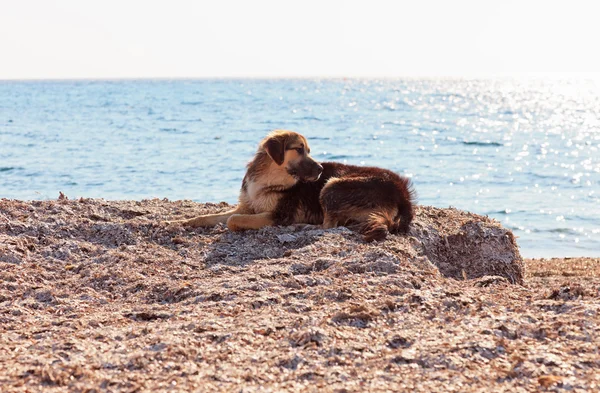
[1, 197, 598, 392]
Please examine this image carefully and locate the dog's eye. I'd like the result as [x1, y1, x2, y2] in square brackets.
[295, 147, 304, 154]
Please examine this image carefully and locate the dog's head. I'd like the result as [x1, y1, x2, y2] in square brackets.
[261, 130, 323, 182]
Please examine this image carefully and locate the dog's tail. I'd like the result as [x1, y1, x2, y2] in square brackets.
[361, 178, 416, 241]
[360, 210, 395, 242]
[390, 177, 416, 235]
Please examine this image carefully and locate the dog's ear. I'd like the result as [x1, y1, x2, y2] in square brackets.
[264, 135, 287, 165]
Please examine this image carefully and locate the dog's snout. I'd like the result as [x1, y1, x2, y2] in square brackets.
[292, 158, 324, 182]
[312, 162, 324, 180]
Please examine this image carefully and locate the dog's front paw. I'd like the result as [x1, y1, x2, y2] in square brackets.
[226, 215, 243, 231]
[163, 220, 183, 231]
[174, 217, 202, 228]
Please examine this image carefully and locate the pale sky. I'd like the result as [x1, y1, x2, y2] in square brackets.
[1, 0, 599, 79]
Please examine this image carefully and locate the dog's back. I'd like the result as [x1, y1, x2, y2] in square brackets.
[319, 163, 415, 241]
[271, 162, 415, 241]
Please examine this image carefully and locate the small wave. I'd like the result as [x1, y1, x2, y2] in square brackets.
[180, 101, 203, 105]
[571, 215, 600, 223]
[532, 228, 577, 234]
[156, 116, 202, 122]
[382, 104, 407, 111]
[489, 209, 526, 215]
[0, 166, 21, 172]
[461, 141, 503, 147]
[529, 172, 557, 180]
[159, 128, 192, 134]
[382, 121, 407, 127]
[298, 116, 323, 121]
[507, 226, 577, 235]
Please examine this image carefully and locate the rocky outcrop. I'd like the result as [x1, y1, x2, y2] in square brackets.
[0, 198, 524, 284]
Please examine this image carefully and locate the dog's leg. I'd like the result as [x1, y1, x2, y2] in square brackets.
[168, 205, 250, 228]
[180, 209, 238, 228]
[322, 213, 338, 229]
[226, 212, 274, 231]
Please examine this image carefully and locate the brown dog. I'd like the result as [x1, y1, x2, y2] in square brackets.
[174, 130, 415, 241]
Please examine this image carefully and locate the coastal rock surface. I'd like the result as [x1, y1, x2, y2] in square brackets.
[1, 197, 598, 392]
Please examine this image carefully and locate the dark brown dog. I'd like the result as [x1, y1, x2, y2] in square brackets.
[174, 130, 415, 241]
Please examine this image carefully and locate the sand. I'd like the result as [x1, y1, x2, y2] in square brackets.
[0, 197, 598, 392]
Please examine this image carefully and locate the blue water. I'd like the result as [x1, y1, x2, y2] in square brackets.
[1, 79, 599, 258]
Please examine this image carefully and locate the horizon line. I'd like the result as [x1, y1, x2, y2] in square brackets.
[2, 72, 600, 83]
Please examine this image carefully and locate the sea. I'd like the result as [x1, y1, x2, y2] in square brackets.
[1, 79, 599, 258]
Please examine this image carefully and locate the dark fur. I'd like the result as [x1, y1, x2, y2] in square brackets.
[272, 162, 416, 241]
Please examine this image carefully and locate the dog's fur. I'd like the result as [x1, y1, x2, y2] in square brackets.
[174, 130, 415, 241]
